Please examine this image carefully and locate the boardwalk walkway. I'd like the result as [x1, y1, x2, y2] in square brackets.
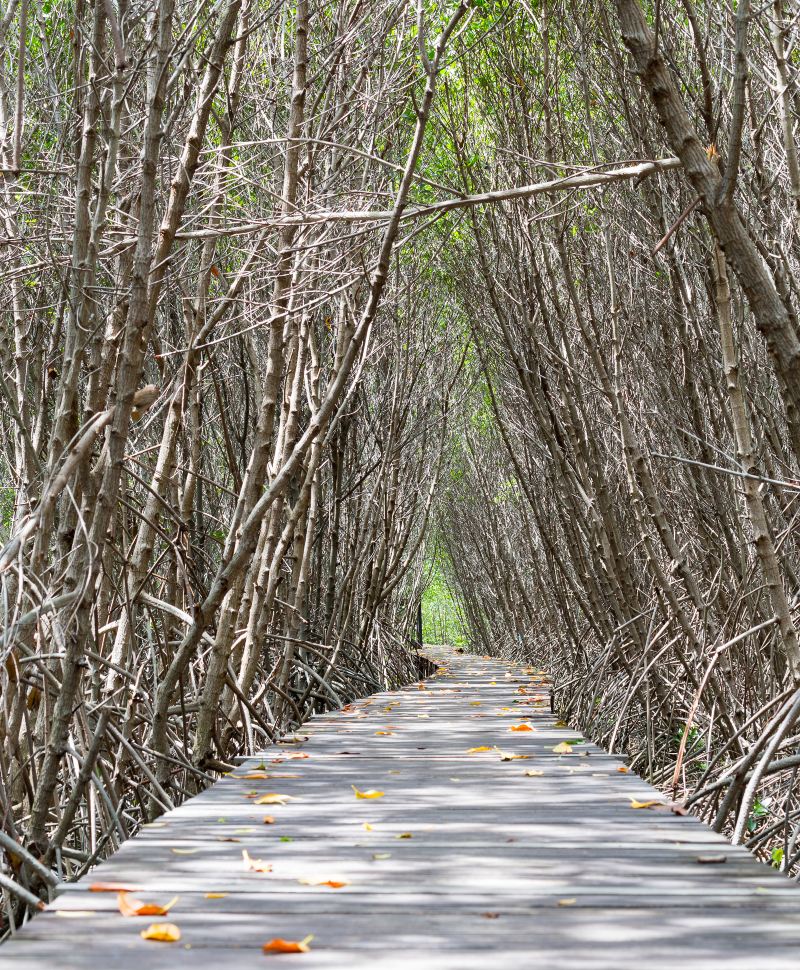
[5, 648, 800, 968]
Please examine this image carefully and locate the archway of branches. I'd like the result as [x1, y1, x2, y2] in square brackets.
[2, 0, 800, 913]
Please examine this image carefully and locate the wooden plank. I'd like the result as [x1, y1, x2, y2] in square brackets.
[3, 646, 800, 968]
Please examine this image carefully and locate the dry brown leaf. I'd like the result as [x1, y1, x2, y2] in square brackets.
[140, 922, 181, 942]
[262, 816, 276, 825]
[498, 750, 530, 761]
[396, 832, 413, 839]
[117, 891, 178, 917]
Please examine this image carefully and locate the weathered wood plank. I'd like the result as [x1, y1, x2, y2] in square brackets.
[3, 647, 800, 968]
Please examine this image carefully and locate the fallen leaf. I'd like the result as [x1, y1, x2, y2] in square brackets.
[482, 912, 500, 919]
[254, 793, 293, 805]
[557, 899, 576, 907]
[616, 766, 630, 773]
[237, 772, 270, 780]
[352, 785, 384, 799]
[396, 832, 413, 839]
[263, 935, 313, 954]
[498, 750, 530, 761]
[372, 853, 391, 860]
[205, 893, 228, 899]
[362, 822, 374, 831]
[298, 878, 348, 888]
[552, 742, 573, 754]
[89, 881, 140, 893]
[524, 770, 545, 777]
[118, 892, 179, 917]
[263, 816, 276, 825]
[554, 720, 568, 728]
[170, 847, 199, 855]
[467, 746, 493, 754]
[242, 849, 273, 873]
[140, 922, 181, 942]
[508, 724, 534, 732]
[375, 731, 395, 736]
[696, 854, 727, 865]
[629, 799, 663, 810]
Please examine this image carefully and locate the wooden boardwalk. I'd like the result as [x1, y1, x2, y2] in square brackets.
[4, 648, 800, 968]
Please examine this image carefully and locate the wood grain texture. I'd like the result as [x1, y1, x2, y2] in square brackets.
[4, 647, 800, 968]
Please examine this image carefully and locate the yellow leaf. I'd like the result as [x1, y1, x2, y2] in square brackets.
[552, 742, 573, 754]
[375, 731, 395, 736]
[352, 785, 384, 799]
[242, 849, 272, 873]
[263, 935, 313, 954]
[362, 822, 374, 831]
[630, 799, 663, 810]
[140, 922, 181, 942]
[205, 893, 228, 899]
[498, 750, 530, 761]
[254, 793, 292, 805]
[557, 899, 576, 907]
[372, 852, 391, 860]
[466, 746, 493, 754]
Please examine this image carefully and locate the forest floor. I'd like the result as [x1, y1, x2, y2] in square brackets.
[3, 648, 800, 968]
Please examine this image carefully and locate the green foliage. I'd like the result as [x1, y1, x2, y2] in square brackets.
[421, 550, 468, 646]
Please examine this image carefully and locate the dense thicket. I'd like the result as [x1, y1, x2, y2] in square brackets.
[2, 0, 800, 925]
[435, 0, 800, 871]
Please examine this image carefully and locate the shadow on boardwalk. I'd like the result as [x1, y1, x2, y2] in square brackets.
[3, 647, 800, 968]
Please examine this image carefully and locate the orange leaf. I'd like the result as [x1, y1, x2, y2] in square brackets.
[617, 766, 630, 773]
[242, 849, 273, 873]
[508, 724, 534, 732]
[263, 935, 313, 954]
[262, 815, 276, 825]
[298, 877, 349, 888]
[375, 731, 395, 736]
[118, 892, 178, 917]
[140, 922, 181, 942]
[89, 881, 141, 893]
